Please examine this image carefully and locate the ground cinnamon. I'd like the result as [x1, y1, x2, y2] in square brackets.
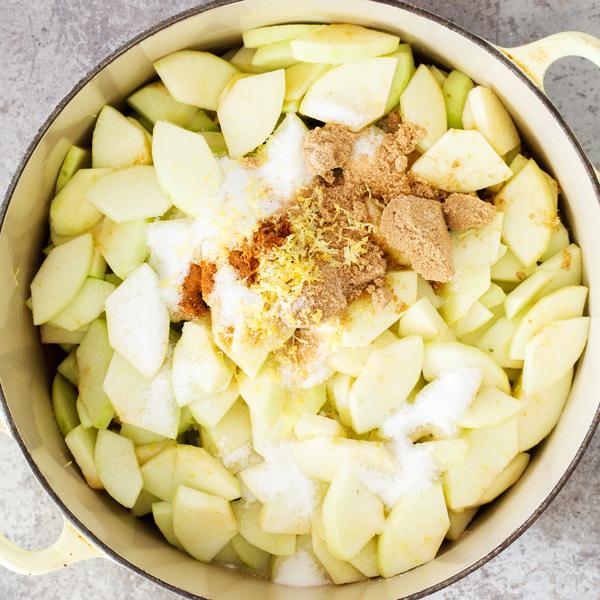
[179, 263, 208, 319]
[200, 260, 217, 297]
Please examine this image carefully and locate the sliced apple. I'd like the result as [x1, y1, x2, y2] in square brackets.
[470, 452, 530, 507]
[400, 64, 447, 153]
[479, 283, 506, 309]
[229, 47, 269, 74]
[329, 329, 398, 377]
[294, 414, 345, 440]
[443, 70, 474, 129]
[152, 501, 185, 550]
[57, 348, 79, 386]
[475, 313, 525, 369]
[311, 530, 366, 584]
[201, 398, 252, 459]
[52, 373, 80, 438]
[490, 248, 536, 283]
[291, 24, 399, 63]
[326, 373, 354, 428]
[349, 537, 379, 578]
[503, 269, 555, 320]
[450, 212, 504, 270]
[455, 386, 522, 429]
[438, 265, 491, 325]
[410, 129, 513, 192]
[243, 24, 321, 48]
[522, 317, 589, 394]
[446, 507, 478, 541]
[252, 41, 299, 70]
[299, 57, 397, 133]
[64, 425, 103, 489]
[187, 378, 241, 431]
[530, 244, 582, 304]
[384, 44, 415, 113]
[454, 302, 494, 340]
[539, 221, 570, 262]
[398, 297, 456, 343]
[55, 145, 92, 195]
[284, 62, 330, 103]
[152, 120, 223, 218]
[98, 217, 150, 280]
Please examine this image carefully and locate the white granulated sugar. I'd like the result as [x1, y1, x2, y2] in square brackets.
[210, 266, 261, 328]
[355, 368, 483, 508]
[352, 126, 385, 159]
[272, 550, 330, 587]
[222, 442, 253, 469]
[250, 441, 317, 518]
[304, 100, 366, 132]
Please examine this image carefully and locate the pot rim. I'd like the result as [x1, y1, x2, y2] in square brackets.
[1, 0, 599, 598]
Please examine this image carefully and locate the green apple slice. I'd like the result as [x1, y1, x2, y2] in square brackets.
[257, 499, 310, 535]
[417, 274, 443, 308]
[57, 348, 79, 386]
[423, 341, 510, 394]
[454, 386, 523, 429]
[95, 429, 143, 508]
[438, 265, 491, 325]
[463, 86, 520, 155]
[52, 373, 80, 438]
[130, 489, 159, 517]
[201, 398, 252, 459]
[252, 41, 300, 70]
[428, 65, 448, 86]
[120, 423, 168, 446]
[278, 383, 327, 430]
[140, 444, 178, 500]
[384, 44, 415, 113]
[55, 145, 92, 195]
[152, 120, 223, 218]
[230, 47, 270, 74]
[98, 217, 150, 280]
[311, 530, 366, 584]
[410, 129, 513, 192]
[522, 317, 589, 394]
[322, 469, 385, 561]
[326, 373, 354, 428]
[443, 70, 475, 129]
[514, 368, 573, 451]
[494, 158, 556, 268]
[337, 270, 417, 347]
[294, 414, 345, 440]
[84, 165, 171, 222]
[65, 425, 103, 489]
[509, 285, 588, 361]
[398, 297, 456, 342]
[230, 533, 271, 576]
[31, 233, 94, 325]
[105, 263, 169, 380]
[400, 63, 447, 153]
[243, 24, 321, 48]
[377, 482, 449, 578]
[218, 73, 254, 107]
[284, 62, 329, 103]
[454, 302, 494, 340]
[446, 507, 478, 541]
[479, 283, 506, 309]
[451, 212, 504, 270]
[136, 442, 177, 466]
[503, 269, 555, 320]
[77, 399, 94, 429]
[50, 168, 111, 236]
[40, 324, 86, 345]
[539, 221, 569, 262]
[92, 106, 152, 170]
[475, 313, 525, 369]
[218, 70, 286, 157]
[48, 277, 116, 332]
[291, 24, 399, 63]
[187, 378, 240, 431]
[418, 438, 471, 472]
[471, 452, 530, 507]
[154, 50, 240, 110]
[490, 248, 536, 283]
[349, 335, 424, 434]
[152, 501, 185, 550]
[329, 329, 398, 377]
[172, 486, 237, 562]
[348, 537, 379, 577]
[300, 57, 397, 133]
[442, 417, 518, 509]
[530, 244, 582, 304]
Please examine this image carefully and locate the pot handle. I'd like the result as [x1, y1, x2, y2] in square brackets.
[498, 31, 600, 180]
[0, 419, 103, 574]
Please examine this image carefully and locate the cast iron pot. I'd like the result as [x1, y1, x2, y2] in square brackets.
[1, 1, 600, 598]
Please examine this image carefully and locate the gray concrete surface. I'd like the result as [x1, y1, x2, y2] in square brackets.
[0, 0, 599, 598]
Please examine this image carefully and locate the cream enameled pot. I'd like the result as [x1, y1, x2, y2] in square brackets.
[1, 1, 600, 597]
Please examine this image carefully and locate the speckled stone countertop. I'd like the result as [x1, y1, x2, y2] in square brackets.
[1, 1, 599, 598]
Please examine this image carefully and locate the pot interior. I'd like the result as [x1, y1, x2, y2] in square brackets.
[1, 0, 599, 598]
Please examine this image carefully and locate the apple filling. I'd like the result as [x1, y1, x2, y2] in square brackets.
[30, 22, 589, 587]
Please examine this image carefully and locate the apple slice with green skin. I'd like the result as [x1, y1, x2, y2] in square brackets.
[243, 24, 321, 48]
[48, 278, 116, 332]
[423, 341, 510, 394]
[230, 533, 271, 577]
[218, 70, 286, 157]
[462, 86, 520, 155]
[232, 500, 296, 556]
[52, 373, 80, 438]
[442, 417, 518, 510]
[50, 168, 111, 236]
[400, 64, 447, 153]
[438, 265, 491, 325]
[454, 302, 494, 340]
[509, 285, 588, 361]
[443, 70, 475, 129]
[326, 373, 354, 428]
[322, 469, 385, 561]
[514, 368, 573, 451]
[377, 482, 450, 578]
[230, 47, 269, 74]
[105, 263, 169, 380]
[95, 429, 143, 508]
[539, 221, 569, 262]
[77, 399, 94, 429]
[349, 537, 379, 577]
[337, 270, 418, 347]
[446, 507, 478, 541]
[31, 233, 94, 325]
[187, 378, 240, 431]
[454, 386, 523, 429]
[200, 398, 252, 459]
[299, 57, 397, 133]
[294, 414, 345, 441]
[530, 244, 582, 304]
[522, 317, 589, 394]
[451, 213, 504, 270]
[65, 425, 103, 489]
[291, 24, 399, 63]
[103, 351, 181, 439]
[84, 165, 172, 222]
[120, 423, 168, 446]
[329, 329, 398, 377]
[494, 158, 556, 268]
[383, 44, 415, 113]
[252, 41, 300, 70]
[503, 269, 555, 320]
[172, 486, 237, 562]
[469, 452, 530, 507]
[154, 50, 240, 110]
[399, 298, 456, 343]
[55, 145, 92, 195]
[152, 501, 185, 550]
[57, 348, 78, 386]
[311, 530, 366, 584]
[284, 62, 329, 103]
[98, 217, 150, 280]
[410, 129, 513, 192]
[348, 335, 424, 434]
[92, 106, 152, 170]
[153, 120, 224, 219]
[140, 444, 178, 500]
[77, 318, 115, 429]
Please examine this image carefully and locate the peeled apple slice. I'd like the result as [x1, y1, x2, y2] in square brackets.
[284, 62, 330, 103]
[400, 64, 447, 153]
[471, 452, 530, 507]
[291, 24, 399, 63]
[243, 24, 321, 48]
[152, 121, 223, 218]
[299, 57, 397, 133]
[410, 129, 513, 192]
[454, 386, 523, 429]
[384, 44, 415, 113]
[252, 41, 299, 70]
[55, 145, 92, 195]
